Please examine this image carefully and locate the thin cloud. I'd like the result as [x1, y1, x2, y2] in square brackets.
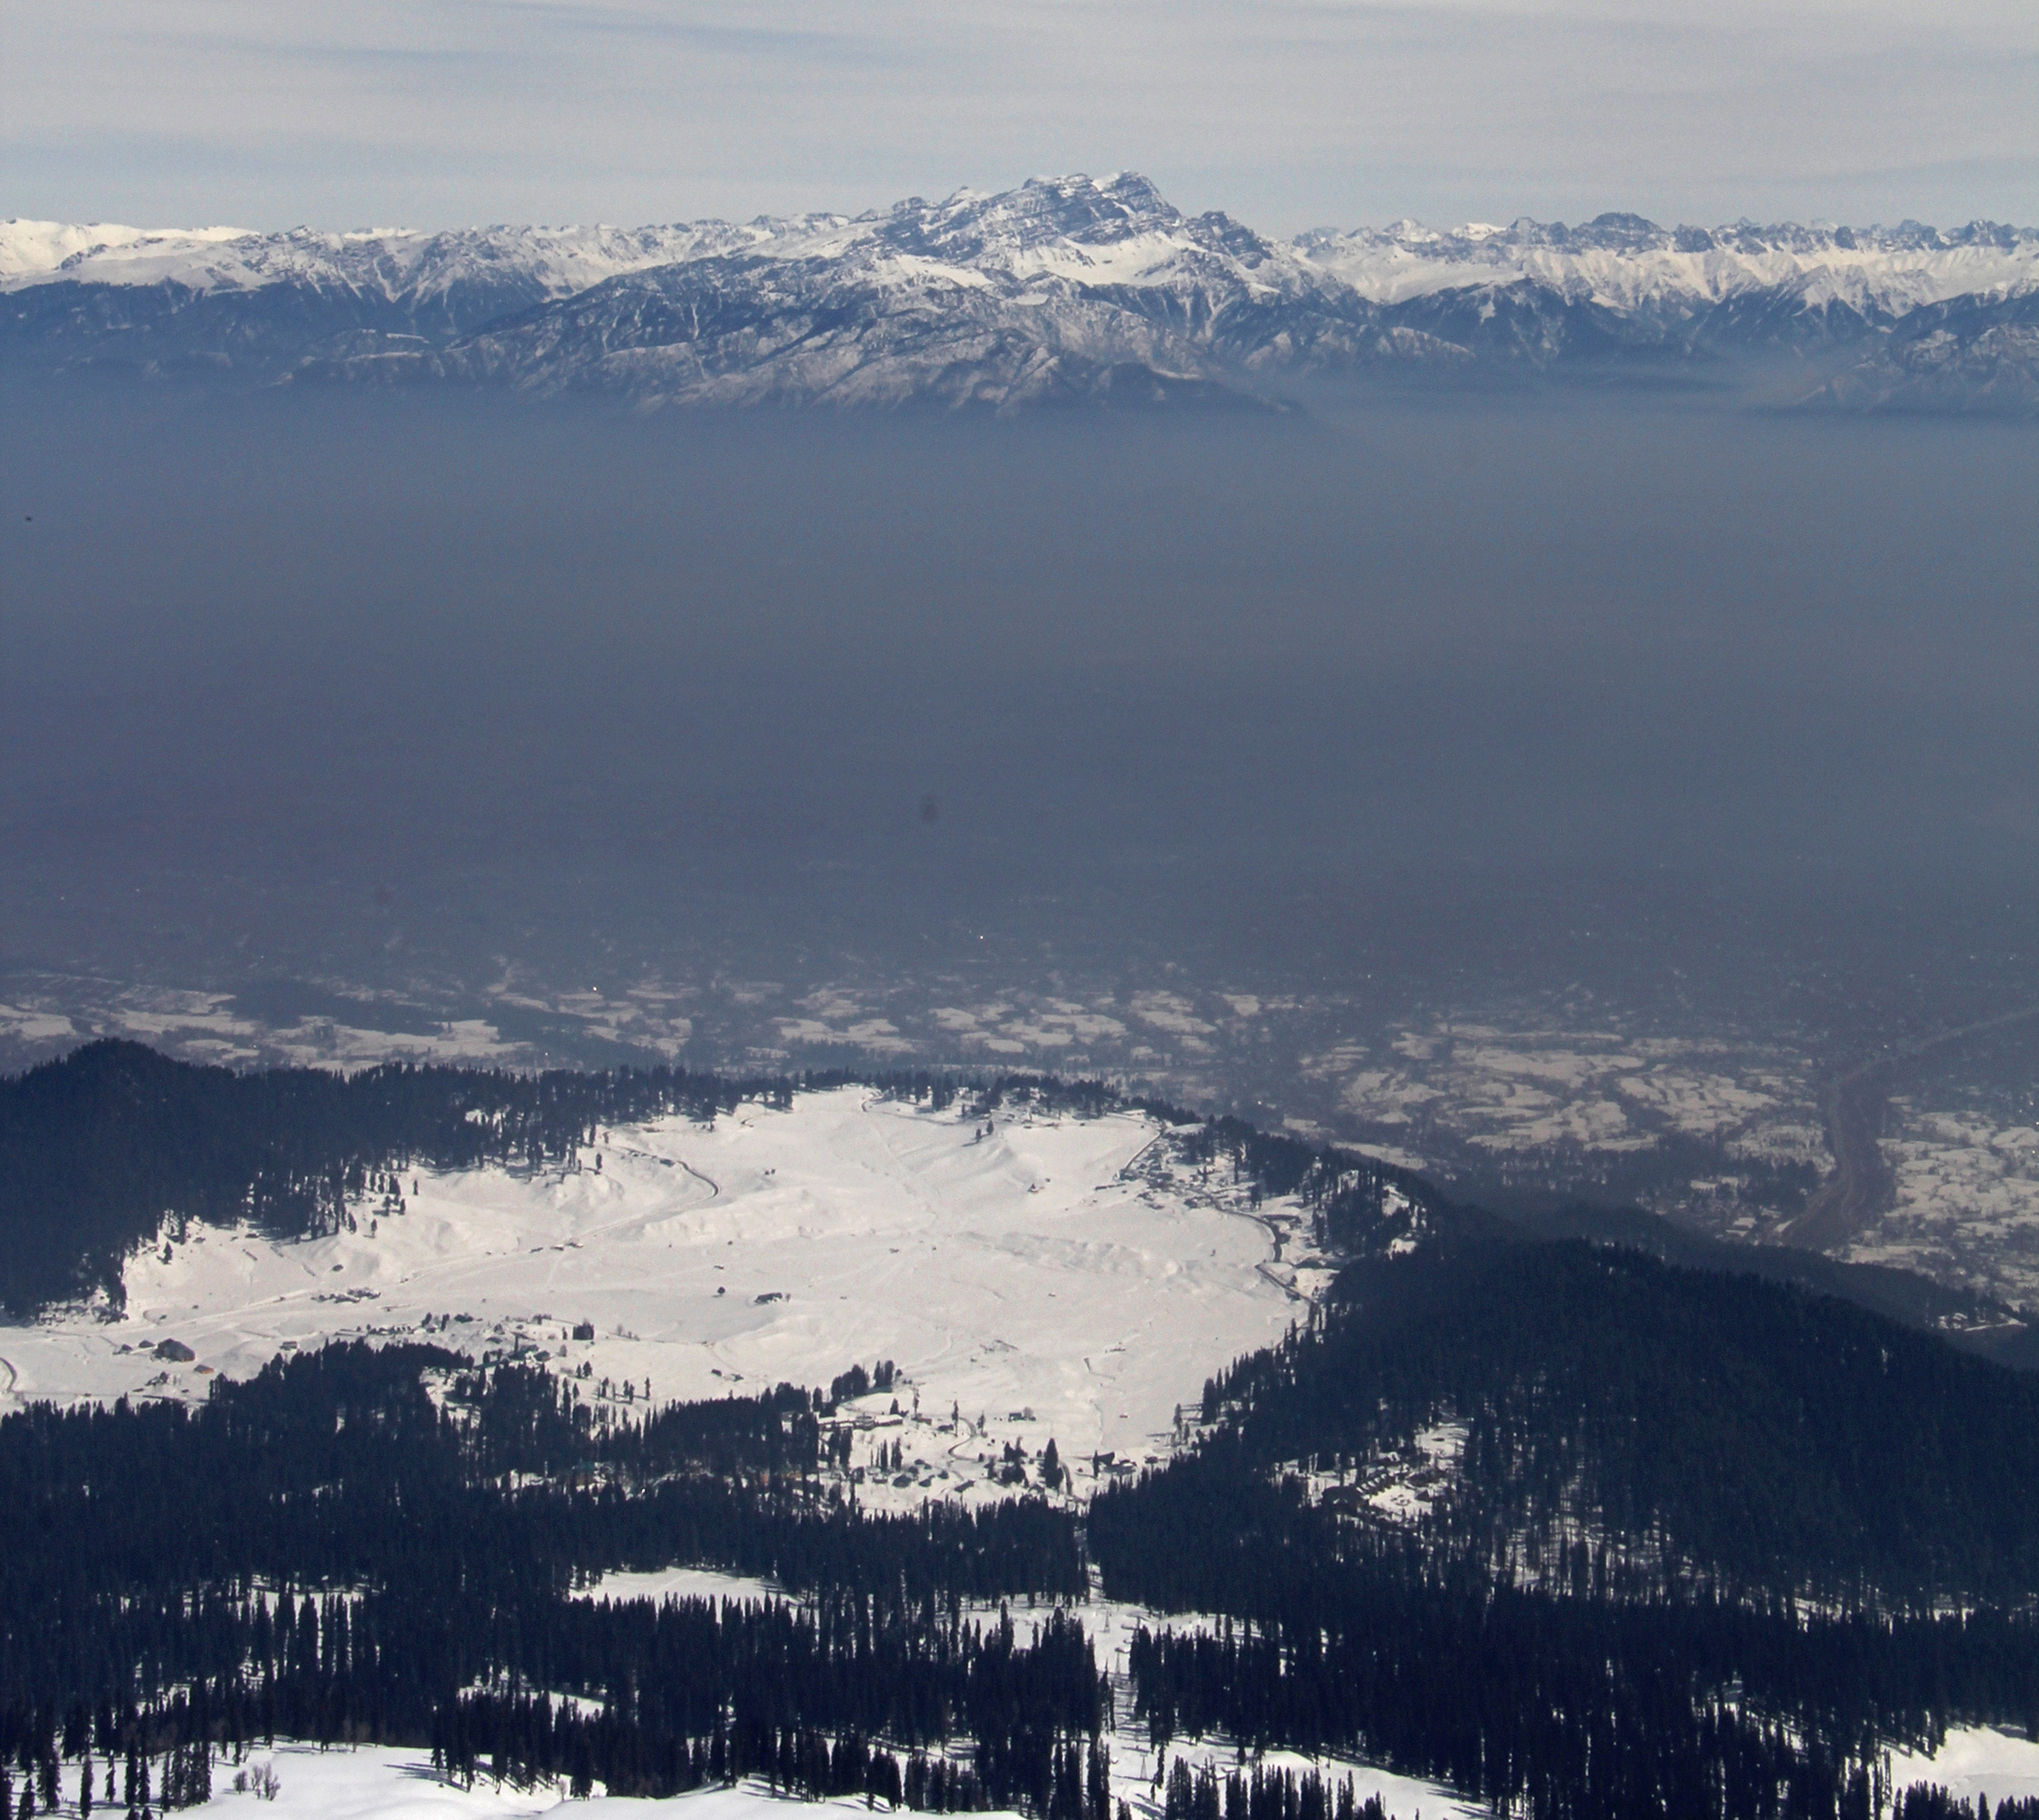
[4, 0, 2033, 228]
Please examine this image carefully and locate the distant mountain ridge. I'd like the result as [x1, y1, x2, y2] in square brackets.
[6, 174, 2035, 412]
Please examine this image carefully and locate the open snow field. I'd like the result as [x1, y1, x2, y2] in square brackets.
[1883, 1728, 2039, 1807]
[151, 1740, 1483, 1820]
[0, 1087, 1316, 1497]
[130, 1753, 961, 1820]
[129, 1648, 2039, 1820]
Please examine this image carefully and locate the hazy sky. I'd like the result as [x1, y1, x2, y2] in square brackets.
[4, 0, 2035, 233]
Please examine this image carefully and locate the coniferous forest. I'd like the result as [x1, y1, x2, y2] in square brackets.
[4, 1048, 2039, 1820]
[0, 1041, 796, 1314]
[0, 1343, 1099, 1810]
[1091, 1244, 2039, 1820]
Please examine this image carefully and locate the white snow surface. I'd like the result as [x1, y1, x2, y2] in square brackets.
[0, 217, 770, 299]
[1293, 219, 2039, 312]
[0, 180, 1234, 302]
[113, 1739, 1479, 1820]
[1883, 1728, 2039, 1807]
[0, 1087, 1308, 1500]
[120, 1753, 946, 1820]
[571, 1566, 784, 1606]
[0, 219, 252, 281]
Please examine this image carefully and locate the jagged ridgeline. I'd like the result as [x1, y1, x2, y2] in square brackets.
[4, 183, 2035, 411]
[0, 1039, 1425, 1317]
[1091, 1244, 2039, 1818]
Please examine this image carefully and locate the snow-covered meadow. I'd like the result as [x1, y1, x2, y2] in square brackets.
[147, 1742, 1485, 1820]
[0, 1087, 1319, 1500]
[122, 1753, 956, 1820]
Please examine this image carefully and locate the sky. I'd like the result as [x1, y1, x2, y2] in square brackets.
[3, 0, 2035, 234]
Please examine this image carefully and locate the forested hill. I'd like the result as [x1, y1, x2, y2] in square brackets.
[4, 1267, 2037, 1819]
[1107, 1241, 2039, 1612]
[1507, 1200, 2039, 1370]
[7, 1044, 2039, 1817]
[1089, 1245, 2039, 1818]
[0, 1343, 1100, 1810]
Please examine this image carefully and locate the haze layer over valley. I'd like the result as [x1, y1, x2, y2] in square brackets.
[5, 317, 2038, 1307]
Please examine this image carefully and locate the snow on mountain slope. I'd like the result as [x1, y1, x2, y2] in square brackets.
[0, 1087, 1325, 1505]
[1294, 213, 2039, 315]
[16, 186, 2028, 317]
[1801, 291, 2039, 413]
[0, 178, 1291, 302]
[311, 175, 1376, 407]
[0, 216, 771, 299]
[7, 179, 2035, 407]
[0, 219, 254, 282]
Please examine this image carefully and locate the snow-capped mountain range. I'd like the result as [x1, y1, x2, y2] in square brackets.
[6, 174, 2035, 412]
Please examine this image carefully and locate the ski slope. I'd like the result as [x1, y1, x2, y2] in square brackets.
[0, 1087, 1322, 1501]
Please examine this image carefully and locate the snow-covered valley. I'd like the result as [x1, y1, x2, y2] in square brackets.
[5, 1066, 2039, 1820]
[0, 1086, 1322, 1503]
